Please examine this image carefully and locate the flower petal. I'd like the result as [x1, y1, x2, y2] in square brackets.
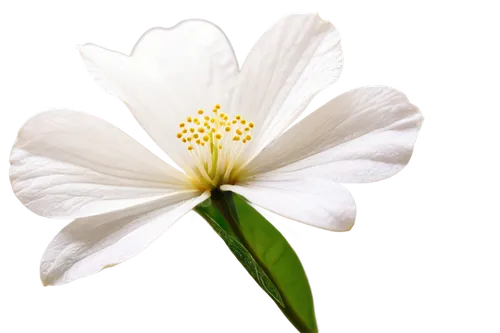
[228, 13, 342, 159]
[78, 20, 239, 173]
[221, 175, 355, 231]
[40, 191, 209, 286]
[244, 86, 423, 183]
[10, 109, 192, 218]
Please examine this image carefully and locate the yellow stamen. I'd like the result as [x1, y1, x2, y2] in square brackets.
[175, 105, 256, 189]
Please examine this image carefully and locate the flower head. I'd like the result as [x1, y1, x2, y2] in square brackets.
[10, 14, 423, 286]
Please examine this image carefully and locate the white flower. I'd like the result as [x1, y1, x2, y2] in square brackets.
[10, 14, 423, 286]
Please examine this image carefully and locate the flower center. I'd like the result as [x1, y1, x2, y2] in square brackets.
[176, 104, 254, 190]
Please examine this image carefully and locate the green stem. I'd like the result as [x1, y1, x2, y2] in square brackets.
[205, 190, 317, 333]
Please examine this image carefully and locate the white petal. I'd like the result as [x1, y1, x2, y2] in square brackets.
[10, 109, 192, 218]
[221, 176, 355, 231]
[228, 13, 342, 159]
[78, 20, 239, 173]
[245, 86, 423, 183]
[40, 191, 209, 286]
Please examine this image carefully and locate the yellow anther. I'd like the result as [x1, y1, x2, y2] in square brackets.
[240, 119, 247, 125]
[189, 128, 195, 133]
[187, 116, 192, 123]
[232, 120, 237, 124]
[176, 133, 183, 139]
[204, 115, 210, 121]
[215, 133, 222, 140]
[225, 126, 231, 132]
[212, 108, 218, 113]
[187, 137, 192, 142]
[224, 116, 229, 121]
[198, 109, 204, 115]
[182, 129, 188, 134]
[193, 133, 199, 139]
[233, 135, 241, 141]
[203, 135, 209, 142]
[211, 128, 216, 133]
[219, 121, 225, 126]
[245, 135, 252, 141]
[248, 122, 255, 128]
[215, 104, 221, 109]
[179, 122, 185, 128]
[244, 127, 250, 132]
[218, 144, 223, 150]
[236, 129, 243, 135]
[188, 145, 193, 151]
[235, 115, 241, 120]
[197, 127, 205, 133]
[201, 142, 205, 147]
[182, 138, 187, 143]
[219, 112, 226, 118]
[242, 139, 247, 143]
[204, 121, 209, 127]
[196, 139, 201, 144]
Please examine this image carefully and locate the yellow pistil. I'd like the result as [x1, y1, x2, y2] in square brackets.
[176, 104, 255, 190]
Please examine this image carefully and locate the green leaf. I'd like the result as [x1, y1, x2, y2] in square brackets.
[194, 190, 318, 333]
